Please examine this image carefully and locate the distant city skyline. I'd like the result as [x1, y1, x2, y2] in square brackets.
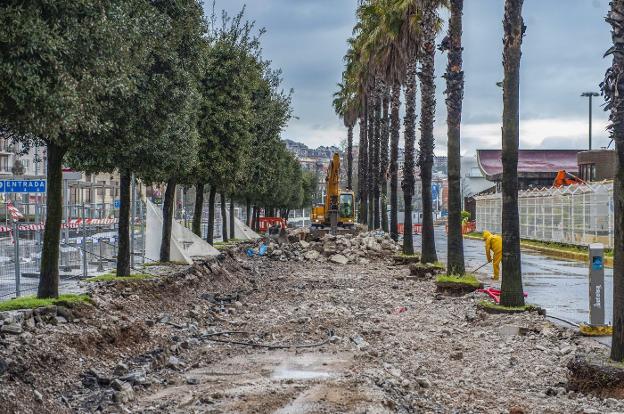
[210, 1, 613, 156]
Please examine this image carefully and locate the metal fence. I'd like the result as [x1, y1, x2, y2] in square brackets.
[475, 181, 614, 248]
[0, 200, 146, 301]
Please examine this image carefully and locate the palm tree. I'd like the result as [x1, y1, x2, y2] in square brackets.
[367, 82, 376, 227]
[373, 80, 382, 229]
[380, 86, 390, 232]
[440, 0, 465, 275]
[602, 0, 624, 361]
[417, 0, 439, 264]
[332, 82, 358, 190]
[394, 0, 422, 255]
[389, 82, 401, 241]
[499, 0, 525, 307]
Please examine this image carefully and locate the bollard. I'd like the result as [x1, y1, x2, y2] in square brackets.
[588, 243, 605, 326]
[13, 221, 20, 297]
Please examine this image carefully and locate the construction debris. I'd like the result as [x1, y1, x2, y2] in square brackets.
[256, 232, 401, 264]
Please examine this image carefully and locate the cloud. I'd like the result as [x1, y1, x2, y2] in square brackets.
[209, 0, 612, 156]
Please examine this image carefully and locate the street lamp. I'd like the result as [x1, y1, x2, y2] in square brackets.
[581, 92, 600, 150]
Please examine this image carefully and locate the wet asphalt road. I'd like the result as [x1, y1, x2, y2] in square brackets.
[413, 226, 613, 326]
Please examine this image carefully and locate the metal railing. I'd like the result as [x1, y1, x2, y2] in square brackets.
[0, 200, 146, 301]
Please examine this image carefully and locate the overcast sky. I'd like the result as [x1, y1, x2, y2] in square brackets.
[207, 0, 613, 156]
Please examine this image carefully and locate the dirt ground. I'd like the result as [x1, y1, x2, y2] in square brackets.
[0, 246, 621, 413]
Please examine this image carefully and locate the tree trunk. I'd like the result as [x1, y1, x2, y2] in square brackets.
[192, 182, 204, 237]
[221, 193, 228, 242]
[116, 169, 131, 277]
[159, 177, 176, 262]
[347, 125, 353, 190]
[390, 82, 401, 242]
[367, 86, 376, 227]
[380, 85, 390, 233]
[246, 199, 251, 227]
[358, 110, 368, 224]
[251, 205, 257, 230]
[402, 60, 417, 255]
[444, 0, 466, 276]
[255, 207, 261, 232]
[418, 3, 439, 265]
[373, 82, 382, 230]
[229, 197, 235, 239]
[38, 141, 66, 298]
[500, 0, 525, 307]
[604, 2, 624, 360]
[207, 187, 216, 244]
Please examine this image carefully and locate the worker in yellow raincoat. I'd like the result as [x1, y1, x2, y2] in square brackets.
[483, 230, 502, 280]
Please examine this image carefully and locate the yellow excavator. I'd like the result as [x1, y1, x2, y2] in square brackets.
[311, 153, 355, 229]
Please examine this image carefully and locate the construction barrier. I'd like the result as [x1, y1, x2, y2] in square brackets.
[397, 224, 422, 235]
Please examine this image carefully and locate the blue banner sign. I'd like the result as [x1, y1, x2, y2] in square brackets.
[114, 199, 121, 209]
[0, 179, 46, 193]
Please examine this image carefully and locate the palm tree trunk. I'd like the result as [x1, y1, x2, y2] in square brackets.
[390, 82, 401, 241]
[373, 82, 382, 230]
[402, 60, 417, 255]
[38, 141, 66, 298]
[207, 187, 216, 244]
[367, 86, 375, 227]
[500, 0, 525, 307]
[159, 177, 176, 262]
[418, 3, 439, 265]
[116, 169, 131, 277]
[358, 110, 368, 224]
[444, 0, 466, 276]
[192, 182, 204, 237]
[347, 125, 353, 189]
[380, 85, 390, 233]
[604, 0, 624, 360]
[221, 193, 228, 242]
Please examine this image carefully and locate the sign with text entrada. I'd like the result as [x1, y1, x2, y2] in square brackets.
[0, 179, 46, 193]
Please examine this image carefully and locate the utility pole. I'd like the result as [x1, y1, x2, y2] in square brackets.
[581, 92, 599, 150]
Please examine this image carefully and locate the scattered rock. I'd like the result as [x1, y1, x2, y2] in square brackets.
[167, 356, 182, 370]
[33, 390, 43, 403]
[329, 254, 349, 265]
[416, 377, 431, 388]
[113, 382, 135, 404]
[0, 324, 23, 335]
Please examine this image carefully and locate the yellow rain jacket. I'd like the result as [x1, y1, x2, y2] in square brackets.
[483, 230, 502, 280]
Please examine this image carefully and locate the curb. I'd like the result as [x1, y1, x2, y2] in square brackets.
[463, 235, 613, 269]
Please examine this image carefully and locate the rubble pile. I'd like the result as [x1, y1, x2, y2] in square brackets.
[264, 231, 400, 264]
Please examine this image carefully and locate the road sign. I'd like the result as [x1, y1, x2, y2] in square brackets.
[114, 199, 121, 209]
[0, 179, 46, 193]
[431, 184, 440, 201]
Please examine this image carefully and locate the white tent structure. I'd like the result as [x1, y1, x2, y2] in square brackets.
[225, 210, 260, 241]
[145, 200, 219, 264]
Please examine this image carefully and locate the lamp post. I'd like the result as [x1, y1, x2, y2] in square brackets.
[581, 92, 599, 150]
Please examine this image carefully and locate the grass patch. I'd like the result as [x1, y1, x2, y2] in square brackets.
[0, 294, 91, 312]
[396, 252, 420, 258]
[521, 239, 613, 258]
[84, 272, 155, 283]
[143, 261, 188, 267]
[436, 274, 481, 288]
[477, 299, 540, 313]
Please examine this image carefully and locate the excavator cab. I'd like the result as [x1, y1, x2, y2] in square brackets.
[338, 192, 355, 227]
